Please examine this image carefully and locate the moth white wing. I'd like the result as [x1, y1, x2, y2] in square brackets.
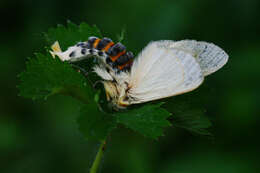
[93, 65, 130, 84]
[93, 66, 113, 81]
[156, 40, 229, 76]
[128, 42, 204, 104]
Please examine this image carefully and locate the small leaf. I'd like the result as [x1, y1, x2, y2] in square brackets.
[116, 103, 172, 139]
[163, 94, 212, 136]
[172, 109, 212, 136]
[117, 27, 126, 43]
[18, 53, 94, 102]
[44, 21, 102, 49]
[78, 103, 116, 141]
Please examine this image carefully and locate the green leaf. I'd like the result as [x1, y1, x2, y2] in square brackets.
[116, 103, 172, 139]
[116, 27, 126, 43]
[78, 103, 116, 141]
[18, 53, 94, 103]
[172, 109, 212, 136]
[44, 21, 102, 49]
[163, 94, 212, 136]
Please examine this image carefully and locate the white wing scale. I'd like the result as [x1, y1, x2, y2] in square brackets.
[127, 42, 204, 104]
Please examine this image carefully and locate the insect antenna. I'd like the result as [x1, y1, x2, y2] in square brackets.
[93, 80, 103, 89]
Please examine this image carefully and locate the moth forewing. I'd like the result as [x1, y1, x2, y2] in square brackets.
[126, 43, 204, 104]
[129, 42, 167, 85]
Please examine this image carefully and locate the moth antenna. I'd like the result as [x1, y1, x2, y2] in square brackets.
[93, 80, 103, 89]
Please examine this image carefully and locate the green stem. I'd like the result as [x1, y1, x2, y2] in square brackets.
[90, 140, 106, 173]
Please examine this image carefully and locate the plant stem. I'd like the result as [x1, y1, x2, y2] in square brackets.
[90, 140, 106, 173]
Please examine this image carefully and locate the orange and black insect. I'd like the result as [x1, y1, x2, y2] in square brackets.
[76, 36, 134, 72]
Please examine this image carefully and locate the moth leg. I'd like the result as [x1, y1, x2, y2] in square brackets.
[103, 81, 116, 101]
[105, 90, 111, 101]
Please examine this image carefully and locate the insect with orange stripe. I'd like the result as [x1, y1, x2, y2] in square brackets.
[50, 37, 134, 73]
[50, 36, 136, 108]
[50, 37, 228, 109]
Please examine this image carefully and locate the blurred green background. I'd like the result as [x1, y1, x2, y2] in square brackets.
[1, 0, 260, 172]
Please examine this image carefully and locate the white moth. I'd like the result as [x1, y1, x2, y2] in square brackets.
[50, 40, 228, 108]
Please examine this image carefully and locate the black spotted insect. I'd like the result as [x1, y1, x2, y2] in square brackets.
[50, 37, 134, 72]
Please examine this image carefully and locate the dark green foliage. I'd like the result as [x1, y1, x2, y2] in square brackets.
[44, 21, 102, 49]
[163, 93, 212, 136]
[172, 109, 212, 136]
[18, 53, 94, 102]
[78, 103, 116, 141]
[116, 103, 172, 139]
